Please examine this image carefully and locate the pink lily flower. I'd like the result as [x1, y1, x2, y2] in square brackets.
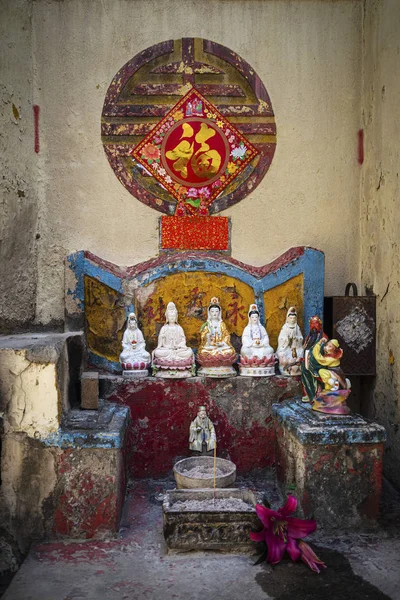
[250, 495, 326, 573]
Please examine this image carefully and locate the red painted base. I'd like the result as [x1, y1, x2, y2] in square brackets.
[102, 375, 301, 478]
[52, 448, 126, 539]
[275, 422, 384, 528]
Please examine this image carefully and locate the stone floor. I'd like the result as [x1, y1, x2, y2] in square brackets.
[2, 474, 400, 600]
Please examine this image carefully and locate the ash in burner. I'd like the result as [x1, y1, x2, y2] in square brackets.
[181, 466, 225, 478]
[171, 497, 253, 511]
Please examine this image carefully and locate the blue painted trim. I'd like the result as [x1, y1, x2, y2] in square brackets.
[67, 251, 85, 310]
[68, 247, 324, 371]
[83, 257, 124, 294]
[42, 430, 125, 449]
[40, 405, 130, 449]
[89, 351, 122, 374]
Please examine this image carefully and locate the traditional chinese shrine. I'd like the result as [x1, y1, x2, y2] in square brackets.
[1, 6, 400, 597]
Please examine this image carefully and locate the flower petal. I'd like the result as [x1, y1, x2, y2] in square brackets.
[255, 504, 279, 528]
[279, 495, 297, 517]
[286, 517, 317, 539]
[298, 541, 326, 573]
[250, 529, 266, 542]
[265, 530, 286, 564]
[286, 537, 301, 562]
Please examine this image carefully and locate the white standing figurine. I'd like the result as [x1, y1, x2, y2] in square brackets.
[277, 306, 304, 376]
[120, 312, 151, 377]
[239, 304, 275, 376]
[152, 302, 195, 378]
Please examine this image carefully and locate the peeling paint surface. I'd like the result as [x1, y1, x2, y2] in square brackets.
[274, 400, 386, 528]
[102, 375, 302, 477]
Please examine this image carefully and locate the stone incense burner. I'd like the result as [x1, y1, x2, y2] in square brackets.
[173, 456, 236, 489]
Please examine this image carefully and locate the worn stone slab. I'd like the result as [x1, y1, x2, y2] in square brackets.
[41, 402, 130, 449]
[272, 399, 387, 445]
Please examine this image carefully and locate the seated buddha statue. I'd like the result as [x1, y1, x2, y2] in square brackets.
[120, 312, 151, 376]
[152, 302, 194, 378]
[197, 297, 237, 377]
[239, 304, 275, 376]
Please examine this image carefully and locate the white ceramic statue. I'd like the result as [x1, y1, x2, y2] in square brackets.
[120, 312, 151, 377]
[152, 302, 194, 378]
[239, 304, 275, 376]
[277, 306, 304, 376]
[197, 297, 237, 377]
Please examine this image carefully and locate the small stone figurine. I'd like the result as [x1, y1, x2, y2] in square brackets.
[120, 312, 151, 377]
[197, 297, 237, 377]
[277, 307, 304, 376]
[189, 406, 216, 455]
[152, 302, 195, 378]
[239, 304, 275, 376]
[303, 336, 351, 415]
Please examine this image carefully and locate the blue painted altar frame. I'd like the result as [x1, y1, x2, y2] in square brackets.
[67, 247, 324, 373]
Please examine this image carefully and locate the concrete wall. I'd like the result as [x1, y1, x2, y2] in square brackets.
[361, 0, 400, 488]
[0, 0, 39, 332]
[0, 0, 363, 329]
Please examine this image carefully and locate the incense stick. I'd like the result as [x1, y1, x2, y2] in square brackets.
[213, 442, 217, 503]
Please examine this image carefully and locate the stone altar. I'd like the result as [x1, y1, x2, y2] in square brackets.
[273, 399, 386, 529]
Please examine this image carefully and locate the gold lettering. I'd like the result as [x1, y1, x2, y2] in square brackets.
[165, 122, 222, 180]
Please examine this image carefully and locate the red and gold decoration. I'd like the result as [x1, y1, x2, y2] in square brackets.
[130, 88, 258, 215]
[161, 216, 230, 251]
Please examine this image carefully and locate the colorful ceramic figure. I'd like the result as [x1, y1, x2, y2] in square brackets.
[152, 302, 194, 378]
[120, 312, 151, 377]
[277, 307, 304, 376]
[301, 316, 327, 402]
[239, 304, 275, 376]
[305, 338, 351, 415]
[189, 406, 216, 454]
[197, 297, 237, 377]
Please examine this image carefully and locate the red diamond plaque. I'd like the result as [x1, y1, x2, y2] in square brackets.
[130, 88, 258, 214]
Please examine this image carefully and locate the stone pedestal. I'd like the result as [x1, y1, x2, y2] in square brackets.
[163, 488, 259, 551]
[43, 402, 130, 538]
[272, 399, 386, 529]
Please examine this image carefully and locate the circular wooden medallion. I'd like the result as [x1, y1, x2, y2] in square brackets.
[102, 38, 277, 215]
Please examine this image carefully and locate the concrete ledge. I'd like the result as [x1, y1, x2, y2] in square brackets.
[41, 402, 130, 449]
[0, 332, 84, 437]
[272, 399, 387, 445]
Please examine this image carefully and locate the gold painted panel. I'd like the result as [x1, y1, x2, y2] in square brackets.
[264, 274, 304, 350]
[84, 276, 126, 362]
[137, 272, 255, 352]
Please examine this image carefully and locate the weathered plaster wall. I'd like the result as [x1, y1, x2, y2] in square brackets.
[0, 0, 39, 332]
[0, 333, 83, 438]
[361, 0, 400, 487]
[0, 0, 363, 328]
